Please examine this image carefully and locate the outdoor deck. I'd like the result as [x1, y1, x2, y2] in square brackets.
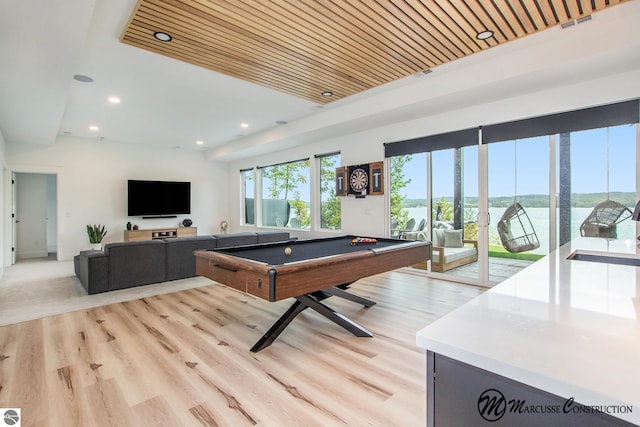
[413, 257, 535, 284]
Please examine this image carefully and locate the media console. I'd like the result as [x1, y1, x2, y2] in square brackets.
[124, 227, 197, 242]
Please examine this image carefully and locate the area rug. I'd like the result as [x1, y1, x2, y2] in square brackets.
[0, 258, 212, 326]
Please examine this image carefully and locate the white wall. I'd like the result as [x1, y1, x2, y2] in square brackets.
[4, 136, 229, 261]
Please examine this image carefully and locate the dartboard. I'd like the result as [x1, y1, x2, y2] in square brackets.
[349, 167, 369, 192]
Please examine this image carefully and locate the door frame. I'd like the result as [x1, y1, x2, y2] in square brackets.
[4, 165, 61, 265]
[426, 145, 492, 287]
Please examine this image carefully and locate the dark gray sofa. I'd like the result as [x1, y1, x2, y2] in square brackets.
[107, 240, 167, 290]
[165, 235, 218, 281]
[215, 232, 258, 248]
[74, 231, 291, 294]
[74, 250, 109, 294]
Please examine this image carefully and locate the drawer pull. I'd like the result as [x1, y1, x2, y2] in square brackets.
[213, 264, 237, 272]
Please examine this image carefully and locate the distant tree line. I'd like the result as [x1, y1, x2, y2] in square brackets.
[404, 192, 636, 209]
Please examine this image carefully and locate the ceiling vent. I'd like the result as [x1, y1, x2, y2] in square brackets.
[561, 14, 592, 29]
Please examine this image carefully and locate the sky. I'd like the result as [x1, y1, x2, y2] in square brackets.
[402, 124, 636, 200]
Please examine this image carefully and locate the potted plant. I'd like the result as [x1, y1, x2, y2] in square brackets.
[87, 224, 107, 250]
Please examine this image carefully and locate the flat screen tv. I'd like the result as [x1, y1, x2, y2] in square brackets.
[127, 180, 191, 217]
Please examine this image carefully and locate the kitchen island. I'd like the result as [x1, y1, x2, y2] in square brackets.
[417, 237, 640, 426]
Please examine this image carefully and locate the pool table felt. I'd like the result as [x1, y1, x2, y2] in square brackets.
[211, 236, 406, 265]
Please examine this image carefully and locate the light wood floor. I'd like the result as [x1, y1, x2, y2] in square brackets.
[0, 269, 483, 426]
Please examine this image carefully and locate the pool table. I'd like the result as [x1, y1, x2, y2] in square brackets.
[195, 235, 431, 352]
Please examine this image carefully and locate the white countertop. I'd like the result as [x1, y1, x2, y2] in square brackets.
[416, 237, 640, 425]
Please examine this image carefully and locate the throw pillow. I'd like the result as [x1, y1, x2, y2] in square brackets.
[432, 229, 445, 246]
[444, 230, 464, 248]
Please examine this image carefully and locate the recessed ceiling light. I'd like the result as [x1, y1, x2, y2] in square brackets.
[153, 31, 172, 42]
[321, 91, 333, 97]
[73, 74, 93, 83]
[89, 125, 99, 131]
[108, 96, 121, 104]
[476, 30, 494, 40]
[240, 123, 249, 128]
[196, 140, 204, 145]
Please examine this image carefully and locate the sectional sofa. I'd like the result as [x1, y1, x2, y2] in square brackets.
[74, 231, 292, 294]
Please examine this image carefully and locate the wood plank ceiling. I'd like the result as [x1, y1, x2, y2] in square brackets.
[121, 0, 625, 104]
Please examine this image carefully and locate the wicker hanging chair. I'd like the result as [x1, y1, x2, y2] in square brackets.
[579, 200, 632, 239]
[497, 202, 540, 253]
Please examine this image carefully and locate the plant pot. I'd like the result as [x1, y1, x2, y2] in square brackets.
[90, 243, 102, 251]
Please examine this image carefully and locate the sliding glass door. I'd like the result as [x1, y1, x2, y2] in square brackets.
[558, 124, 637, 246]
[387, 100, 639, 287]
[389, 153, 427, 239]
[388, 133, 480, 282]
[487, 137, 549, 283]
[430, 147, 479, 281]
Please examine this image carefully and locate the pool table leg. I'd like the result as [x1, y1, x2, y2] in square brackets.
[250, 290, 374, 352]
[298, 294, 373, 339]
[250, 299, 309, 352]
[321, 286, 376, 307]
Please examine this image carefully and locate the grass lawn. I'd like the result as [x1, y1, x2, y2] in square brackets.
[488, 245, 545, 261]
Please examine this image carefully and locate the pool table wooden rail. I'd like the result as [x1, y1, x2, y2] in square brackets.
[195, 239, 431, 302]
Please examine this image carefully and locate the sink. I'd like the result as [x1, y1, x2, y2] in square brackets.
[567, 250, 640, 266]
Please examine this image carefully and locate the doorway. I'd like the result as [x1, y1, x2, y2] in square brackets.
[13, 173, 58, 262]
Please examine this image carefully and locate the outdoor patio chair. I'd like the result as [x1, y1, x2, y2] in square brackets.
[497, 202, 540, 253]
[404, 218, 416, 232]
[580, 200, 632, 239]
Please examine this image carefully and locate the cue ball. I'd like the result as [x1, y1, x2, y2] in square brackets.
[284, 247, 292, 255]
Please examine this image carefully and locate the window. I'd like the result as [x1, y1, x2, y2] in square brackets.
[560, 124, 636, 244]
[242, 169, 254, 225]
[318, 152, 341, 230]
[260, 159, 310, 228]
[389, 153, 427, 238]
